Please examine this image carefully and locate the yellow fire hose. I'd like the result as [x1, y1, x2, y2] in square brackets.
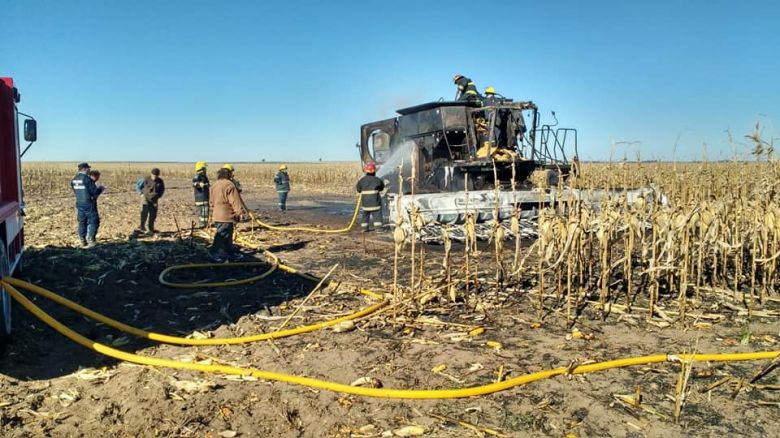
[247, 195, 362, 233]
[3, 279, 779, 399]
[2, 223, 778, 399]
[1, 277, 385, 346]
[3, 237, 387, 346]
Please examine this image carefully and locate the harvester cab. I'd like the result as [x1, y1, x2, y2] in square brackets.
[358, 96, 579, 227]
[360, 99, 577, 194]
[0, 77, 37, 343]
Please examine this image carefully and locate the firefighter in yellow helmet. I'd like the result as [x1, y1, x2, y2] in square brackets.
[274, 164, 291, 212]
[453, 74, 481, 102]
[192, 161, 210, 227]
[221, 163, 243, 194]
[483, 86, 498, 106]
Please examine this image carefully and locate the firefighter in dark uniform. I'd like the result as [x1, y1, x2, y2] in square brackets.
[274, 164, 291, 212]
[482, 86, 508, 147]
[483, 86, 499, 106]
[453, 74, 481, 102]
[356, 162, 385, 232]
[192, 161, 210, 228]
[70, 162, 102, 247]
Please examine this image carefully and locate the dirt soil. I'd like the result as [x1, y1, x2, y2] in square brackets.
[2, 179, 780, 437]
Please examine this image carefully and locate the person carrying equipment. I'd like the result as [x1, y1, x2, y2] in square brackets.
[222, 163, 243, 194]
[274, 164, 291, 212]
[87, 170, 105, 244]
[453, 74, 481, 102]
[192, 161, 210, 228]
[70, 162, 103, 247]
[208, 167, 246, 262]
[138, 168, 165, 235]
[356, 162, 385, 232]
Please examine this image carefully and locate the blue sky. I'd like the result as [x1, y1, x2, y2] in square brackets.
[2, 0, 778, 162]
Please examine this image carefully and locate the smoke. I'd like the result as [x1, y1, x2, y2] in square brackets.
[376, 141, 414, 180]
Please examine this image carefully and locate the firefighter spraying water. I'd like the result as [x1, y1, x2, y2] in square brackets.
[358, 76, 664, 241]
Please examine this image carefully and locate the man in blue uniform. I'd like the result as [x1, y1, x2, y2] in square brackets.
[70, 162, 102, 247]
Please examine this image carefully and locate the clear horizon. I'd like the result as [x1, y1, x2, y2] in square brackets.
[3, 0, 778, 163]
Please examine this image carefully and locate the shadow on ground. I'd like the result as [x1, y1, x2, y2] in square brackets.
[0, 238, 316, 381]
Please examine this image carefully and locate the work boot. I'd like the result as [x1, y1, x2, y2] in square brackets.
[146, 229, 156, 236]
[228, 252, 247, 262]
[207, 251, 224, 263]
[79, 238, 87, 247]
[86, 240, 96, 249]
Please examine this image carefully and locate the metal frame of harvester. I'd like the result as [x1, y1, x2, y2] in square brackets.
[357, 98, 581, 225]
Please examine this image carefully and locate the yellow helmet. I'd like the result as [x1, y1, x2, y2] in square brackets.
[279, 164, 288, 171]
[195, 161, 207, 171]
[485, 86, 496, 95]
[222, 163, 234, 172]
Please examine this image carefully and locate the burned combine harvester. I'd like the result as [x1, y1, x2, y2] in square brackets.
[358, 97, 661, 241]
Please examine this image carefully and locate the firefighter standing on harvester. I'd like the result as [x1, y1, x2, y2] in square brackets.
[453, 74, 481, 102]
[356, 162, 384, 232]
[70, 162, 103, 248]
[192, 161, 210, 228]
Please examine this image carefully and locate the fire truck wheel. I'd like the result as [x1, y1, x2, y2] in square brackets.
[0, 243, 11, 343]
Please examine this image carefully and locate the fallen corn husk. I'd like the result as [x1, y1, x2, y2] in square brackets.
[332, 320, 356, 333]
[350, 376, 382, 388]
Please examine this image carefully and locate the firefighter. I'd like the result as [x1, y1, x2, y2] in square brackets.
[137, 168, 165, 235]
[87, 170, 105, 243]
[483, 86, 511, 147]
[208, 167, 246, 262]
[453, 74, 481, 102]
[222, 163, 243, 194]
[274, 164, 290, 212]
[483, 86, 498, 106]
[356, 162, 385, 232]
[70, 163, 102, 248]
[192, 161, 210, 227]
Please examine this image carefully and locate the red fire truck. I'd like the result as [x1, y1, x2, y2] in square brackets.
[0, 77, 37, 343]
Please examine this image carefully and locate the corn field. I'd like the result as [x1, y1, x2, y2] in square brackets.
[392, 158, 780, 326]
[21, 161, 364, 197]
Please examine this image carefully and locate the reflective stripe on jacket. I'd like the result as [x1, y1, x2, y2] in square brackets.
[192, 171, 210, 202]
[356, 174, 384, 211]
[455, 76, 480, 99]
[274, 171, 290, 192]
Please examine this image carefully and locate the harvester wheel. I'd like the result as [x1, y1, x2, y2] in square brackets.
[0, 243, 12, 344]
